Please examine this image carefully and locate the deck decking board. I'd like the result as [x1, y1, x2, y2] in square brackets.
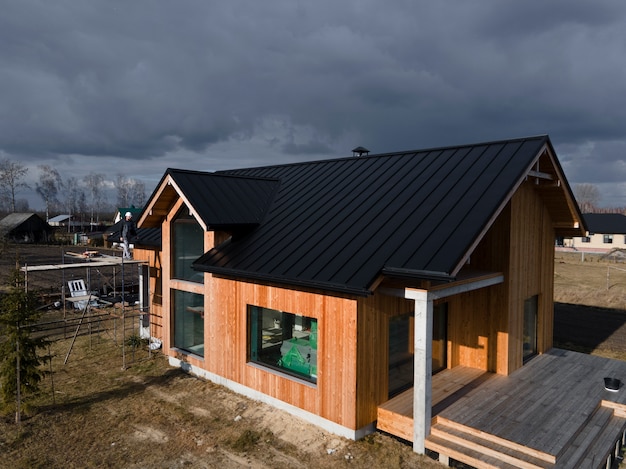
[377, 349, 626, 468]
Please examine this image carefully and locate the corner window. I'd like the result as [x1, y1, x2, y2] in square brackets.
[248, 306, 317, 383]
[173, 290, 204, 357]
[604, 234, 613, 244]
[523, 296, 538, 363]
[172, 210, 204, 283]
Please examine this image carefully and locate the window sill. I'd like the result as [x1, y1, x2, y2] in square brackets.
[247, 361, 317, 388]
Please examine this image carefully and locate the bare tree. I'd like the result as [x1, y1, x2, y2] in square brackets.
[83, 172, 105, 228]
[0, 159, 29, 213]
[115, 173, 146, 208]
[573, 183, 600, 213]
[64, 176, 86, 231]
[35, 165, 63, 222]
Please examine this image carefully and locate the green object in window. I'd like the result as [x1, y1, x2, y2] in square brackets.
[279, 344, 310, 375]
[310, 321, 318, 349]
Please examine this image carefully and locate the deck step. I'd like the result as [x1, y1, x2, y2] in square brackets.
[555, 404, 626, 469]
[426, 433, 521, 469]
[427, 417, 553, 469]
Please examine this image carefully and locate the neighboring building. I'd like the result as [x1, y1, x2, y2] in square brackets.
[561, 213, 626, 253]
[113, 206, 142, 224]
[132, 136, 626, 467]
[0, 213, 52, 243]
[48, 214, 72, 227]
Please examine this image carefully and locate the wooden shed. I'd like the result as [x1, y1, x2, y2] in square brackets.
[133, 135, 626, 467]
[0, 212, 52, 243]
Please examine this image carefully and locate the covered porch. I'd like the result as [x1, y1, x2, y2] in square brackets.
[377, 349, 626, 468]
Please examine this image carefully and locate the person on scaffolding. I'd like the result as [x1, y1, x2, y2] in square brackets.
[120, 211, 137, 260]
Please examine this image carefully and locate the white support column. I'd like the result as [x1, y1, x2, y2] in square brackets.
[406, 289, 433, 454]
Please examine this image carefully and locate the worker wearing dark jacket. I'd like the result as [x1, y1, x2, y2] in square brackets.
[120, 212, 136, 259]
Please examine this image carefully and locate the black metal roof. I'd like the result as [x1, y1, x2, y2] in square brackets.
[104, 220, 161, 248]
[583, 213, 626, 235]
[186, 135, 580, 296]
[164, 169, 279, 229]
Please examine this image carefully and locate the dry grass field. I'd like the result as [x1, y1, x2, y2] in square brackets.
[1, 245, 626, 468]
[0, 244, 442, 469]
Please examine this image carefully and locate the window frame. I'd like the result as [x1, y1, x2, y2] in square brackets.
[523, 295, 538, 363]
[172, 210, 205, 283]
[171, 289, 205, 357]
[248, 305, 318, 384]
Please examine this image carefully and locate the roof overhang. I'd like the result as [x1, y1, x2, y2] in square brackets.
[450, 138, 586, 277]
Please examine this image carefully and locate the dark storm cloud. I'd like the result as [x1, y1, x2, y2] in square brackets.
[2, 1, 626, 207]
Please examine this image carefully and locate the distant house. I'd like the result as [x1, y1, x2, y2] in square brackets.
[48, 214, 72, 227]
[561, 213, 626, 253]
[0, 213, 52, 243]
[131, 135, 626, 467]
[113, 206, 142, 224]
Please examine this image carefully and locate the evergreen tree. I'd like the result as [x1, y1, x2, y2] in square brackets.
[0, 268, 50, 419]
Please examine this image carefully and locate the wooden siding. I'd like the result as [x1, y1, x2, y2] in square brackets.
[209, 276, 360, 428]
[145, 175, 558, 433]
[356, 292, 414, 428]
[132, 246, 164, 340]
[508, 181, 555, 372]
[447, 180, 556, 375]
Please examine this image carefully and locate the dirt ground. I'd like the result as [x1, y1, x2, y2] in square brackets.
[1, 245, 626, 468]
[0, 243, 442, 469]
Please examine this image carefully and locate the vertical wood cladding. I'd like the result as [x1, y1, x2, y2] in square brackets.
[447, 180, 555, 375]
[143, 174, 558, 432]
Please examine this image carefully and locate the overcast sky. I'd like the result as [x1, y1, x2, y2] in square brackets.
[2, 1, 626, 211]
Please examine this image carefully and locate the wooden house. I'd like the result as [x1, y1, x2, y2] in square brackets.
[134, 135, 626, 467]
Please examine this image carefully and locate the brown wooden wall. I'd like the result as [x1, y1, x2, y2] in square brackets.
[204, 277, 361, 429]
[447, 180, 556, 375]
[507, 180, 555, 371]
[356, 292, 414, 428]
[133, 246, 164, 341]
[142, 175, 557, 431]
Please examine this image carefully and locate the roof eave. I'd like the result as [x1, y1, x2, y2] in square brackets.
[193, 265, 371, 297]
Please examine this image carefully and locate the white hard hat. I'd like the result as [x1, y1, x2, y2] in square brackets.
[125, 212, 132, 217]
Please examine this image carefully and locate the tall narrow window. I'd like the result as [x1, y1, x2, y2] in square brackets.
[432, 302, 448, 373]
[248, 306, 317, 383]
[388, 312, 414, 397]
[387, 303, 448, 398]
[172, 211, 204, 283]
[523, 295, 538, 362]
[173, 290, 204, 357]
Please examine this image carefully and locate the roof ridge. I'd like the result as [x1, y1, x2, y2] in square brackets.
[216, 135, 550, 174]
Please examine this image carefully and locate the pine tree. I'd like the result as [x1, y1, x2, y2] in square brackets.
[0, 268, 50, 420]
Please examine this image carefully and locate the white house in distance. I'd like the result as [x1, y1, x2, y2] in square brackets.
[560, 213, 626, 253]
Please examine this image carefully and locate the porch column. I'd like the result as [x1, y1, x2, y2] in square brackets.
[406, 289, 433, 454]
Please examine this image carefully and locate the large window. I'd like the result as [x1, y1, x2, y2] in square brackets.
[248, 306, 317, 383]
[523, 295, 538, 362]
[388, 303, 448, 398]
[172, 211, 204, 283]
[173, 290, 204, 357]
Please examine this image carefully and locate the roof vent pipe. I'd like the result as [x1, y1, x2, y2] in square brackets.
[352, 146, 370, 157]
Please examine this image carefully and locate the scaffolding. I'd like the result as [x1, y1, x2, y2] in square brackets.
[20, 249, 152, 369]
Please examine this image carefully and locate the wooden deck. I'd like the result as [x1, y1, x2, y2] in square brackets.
[377, 349, 626, 468]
